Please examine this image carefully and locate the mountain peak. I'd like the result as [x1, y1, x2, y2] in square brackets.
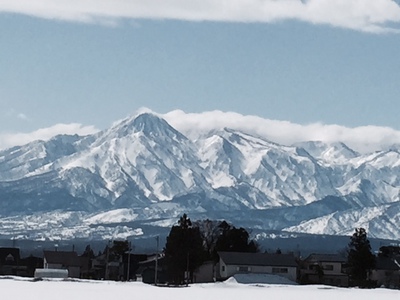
[132, 113, 165, 134]
[107, 113, 185, 141]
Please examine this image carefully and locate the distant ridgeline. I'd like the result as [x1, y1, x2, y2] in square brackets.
[0, 113, 400, 241]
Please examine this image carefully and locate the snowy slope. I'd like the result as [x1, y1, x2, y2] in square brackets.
[283, 201, 400, 240]
[0, 112, 400, 240]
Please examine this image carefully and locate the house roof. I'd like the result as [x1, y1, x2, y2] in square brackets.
[218, 252, 298, 267]
[43, 251, 82, 267]
[139, 253, 165, 265]
[0, 247, 20, 263]
[375, 256, 400, 271]
[304, 253, 347, 263]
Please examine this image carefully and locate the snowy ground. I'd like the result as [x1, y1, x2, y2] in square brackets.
[1, 277, 400, 300]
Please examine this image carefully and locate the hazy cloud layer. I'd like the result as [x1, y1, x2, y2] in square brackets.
[0, 123, 98, 150]
[162, 110, 400, 153]
[1, 110, 400, 153]
[1, 0, 400, 33]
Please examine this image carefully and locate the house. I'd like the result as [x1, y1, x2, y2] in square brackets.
[19, 255, 43, 277]
[1, 248, 45, 277]
[217, 251, 298, 282]
[300, 253, 348, 287]
[0, 247, 20, 275]
[193, 261, 215, 283]
[137, 253, 167, 284]
[90, 253, 107, 279]
[124, 253, 148, 281]
[370, 255, 400, 288]
[43, 251, 86, 278]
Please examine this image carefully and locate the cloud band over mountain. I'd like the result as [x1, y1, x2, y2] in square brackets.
[1, 109, 400, 153]
[161, 110, 400, 154]
[1, 0, 400, 33]
[0, 123, 98, 150]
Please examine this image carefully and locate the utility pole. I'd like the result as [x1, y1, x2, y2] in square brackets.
[154, 235, 159, 286]
[105, 240, 110, 280]
[186, 252, 189, 287]
[127, 241, 131, 281]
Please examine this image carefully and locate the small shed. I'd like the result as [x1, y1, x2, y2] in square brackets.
[34, 268, 69, 279]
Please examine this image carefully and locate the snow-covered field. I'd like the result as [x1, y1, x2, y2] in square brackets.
[1, 277, 399, 300]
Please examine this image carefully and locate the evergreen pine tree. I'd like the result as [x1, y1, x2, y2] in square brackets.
[347, 227, 376, 287]
[81, 244, 95, 259]
[164, 214, 206, 285]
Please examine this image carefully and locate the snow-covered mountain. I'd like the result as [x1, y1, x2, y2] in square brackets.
[0, 112, 400, 241]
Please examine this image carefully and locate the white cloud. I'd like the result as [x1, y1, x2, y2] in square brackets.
[4, 109, 29, 121]
[17, 113, 28, 120]
[1, 0, 400, 33]
[161, 110, 400, 153]
[1, 109, 400, 154]
[0, 123, 99, 150]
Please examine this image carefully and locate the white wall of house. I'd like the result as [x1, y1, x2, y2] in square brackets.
[220, 261, 297, 282]
[194, 261, 215, 283]
[301, 261, 348, 287]
[319, 262, 343, 275]
[305, 261, 343, 275]
[43, 259, 80, 278]
[44, 257, 62, 270]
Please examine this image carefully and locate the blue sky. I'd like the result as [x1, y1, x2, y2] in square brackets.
[1, 1, 400, 150]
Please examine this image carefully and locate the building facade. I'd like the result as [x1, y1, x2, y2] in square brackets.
[218, 252, 298, 282]
[300, 253, 349, 287]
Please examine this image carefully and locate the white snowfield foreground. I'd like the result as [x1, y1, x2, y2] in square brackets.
[1, 276, 399, 300]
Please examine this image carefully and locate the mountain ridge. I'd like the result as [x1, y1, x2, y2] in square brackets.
[0, 112, 399, 241]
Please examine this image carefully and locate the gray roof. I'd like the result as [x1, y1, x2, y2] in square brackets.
[218, 252, 298, 267]
[304, 253, 347, 263]
[43, 251, 82, 267]
[375, 256, 400, 271]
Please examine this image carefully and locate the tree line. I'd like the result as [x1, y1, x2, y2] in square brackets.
[163, 214, 381, 287]
[64, 214, 383, 287]
[164, 214, 258, 285]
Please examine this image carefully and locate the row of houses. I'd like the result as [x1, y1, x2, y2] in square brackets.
[0, 246, 161, 282]
[0, 247, 43, 277]
[1, 246, 399, 288]
[214, 251, 400, 288]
